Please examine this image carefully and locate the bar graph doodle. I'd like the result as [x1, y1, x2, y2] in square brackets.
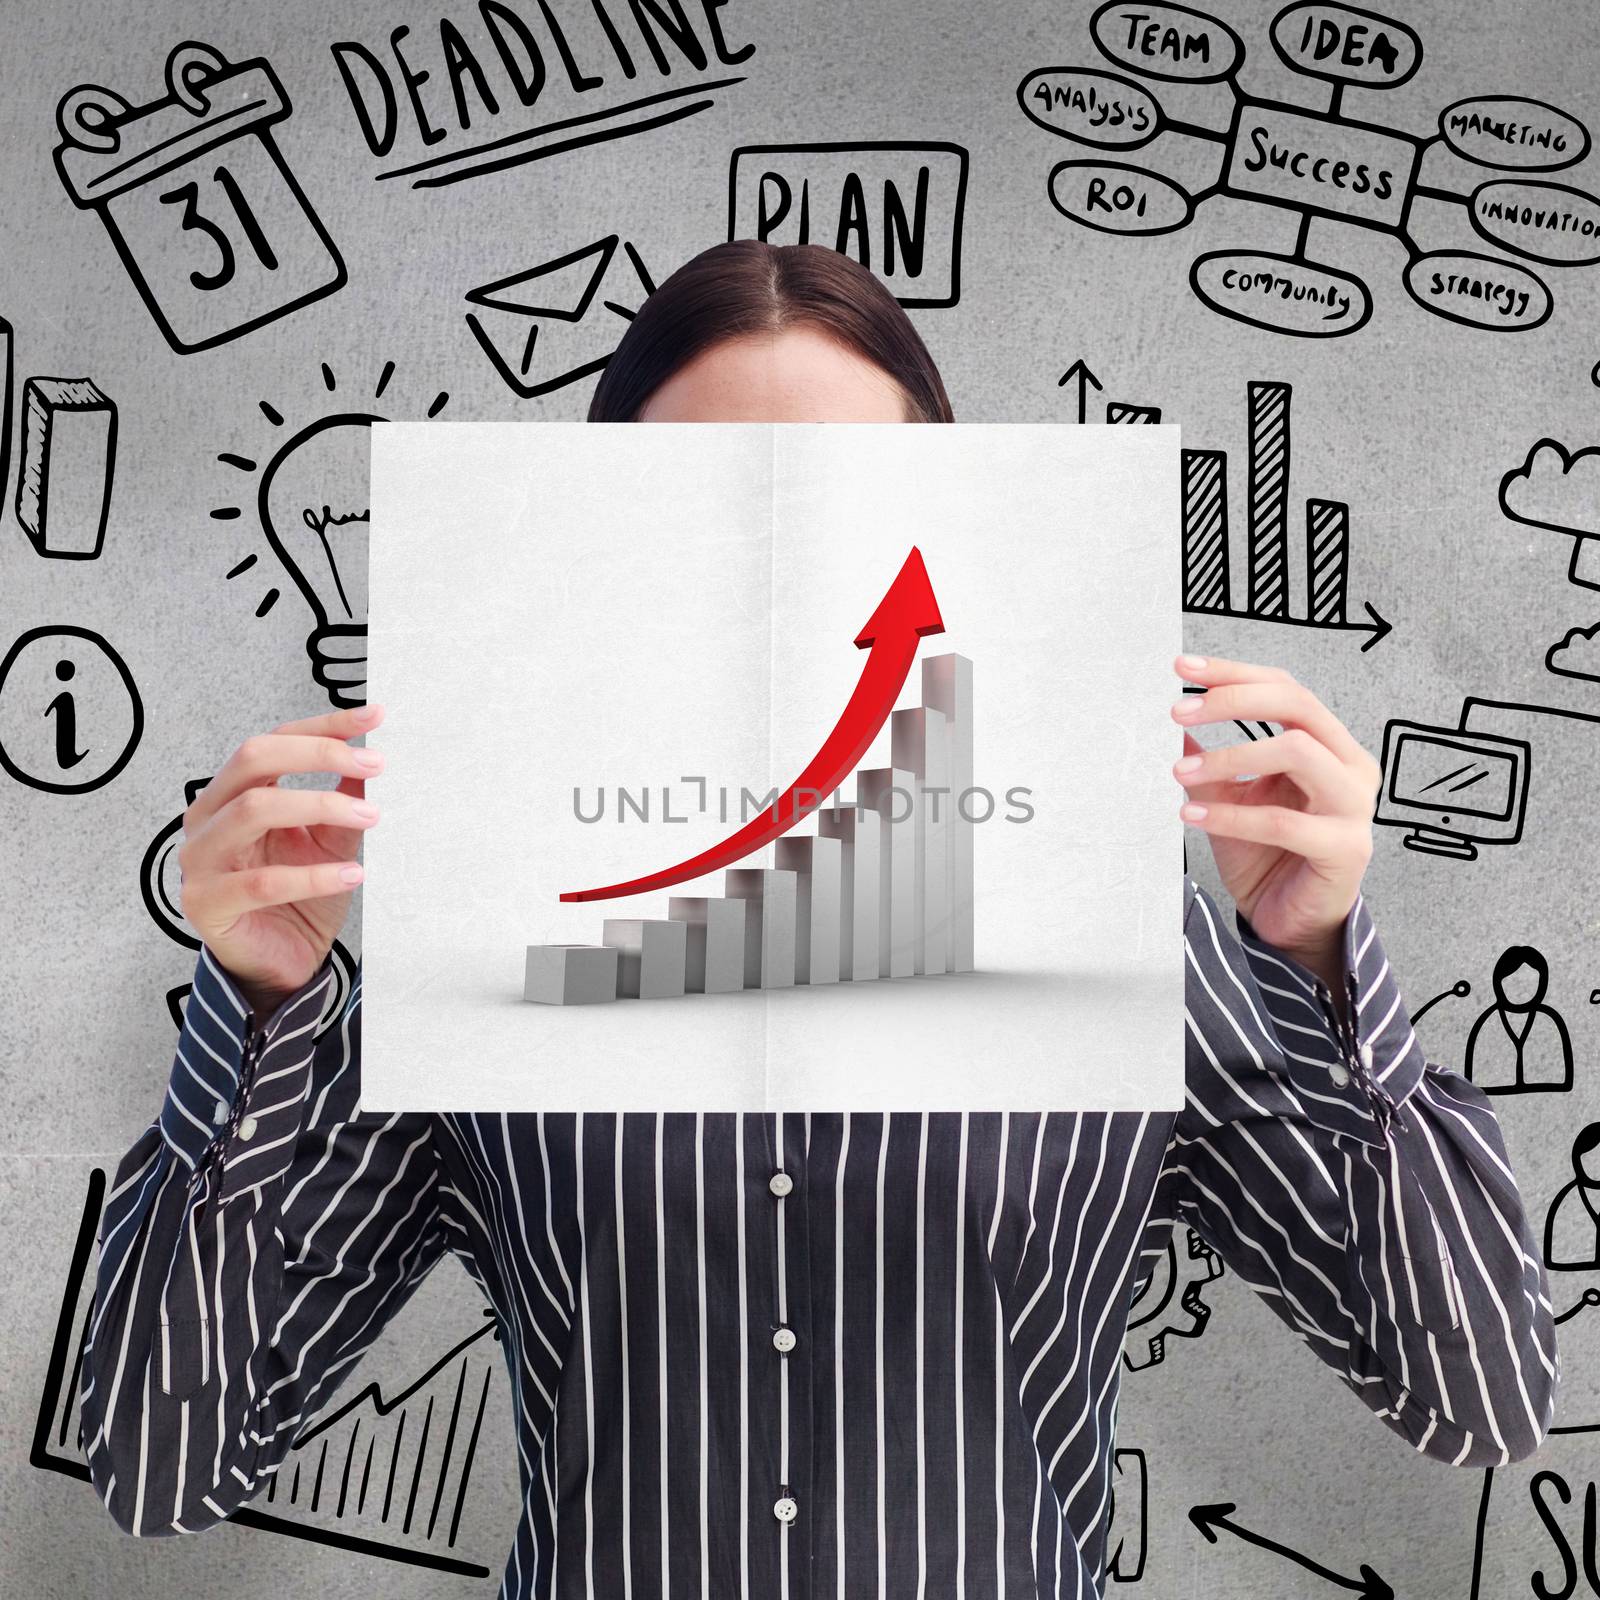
[210, 361, 449, 707]
[33, 1168, 499, 1578]
[1072, 374, 1393, 649]
[1017, 2, 1599, 336]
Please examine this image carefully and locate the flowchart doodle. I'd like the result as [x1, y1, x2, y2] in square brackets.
[53, 43, 347, 355]
[1017, 2, 1600, 337]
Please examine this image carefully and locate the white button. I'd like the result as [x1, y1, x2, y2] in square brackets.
[1329, 1063, 1351, 1088]
[212, 1100, 228, 1125]
[238, 1115, 259, 1141]
[768, 1172, 793, 1197]
[1359, 1042, 1374, 1071]
[772, 1326, 796, 1353]
[773, 1495, 798, 1523]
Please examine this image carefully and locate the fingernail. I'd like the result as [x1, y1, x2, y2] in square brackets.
[351, 801, 379, 821]
[1180, 803, 1208, 822]
[354, 703, 380, 722]
[339, 863, 365, 883]
[1172, 697, 1204, 719]
[1174, 754, 1203, 774]
[354, 748, 384, 769]
[1177, 654, 1207, 671]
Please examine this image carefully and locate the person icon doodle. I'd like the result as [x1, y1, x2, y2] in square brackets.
[1464, 945, 1574, 1093]
[1545, 1122, 1600, 1271]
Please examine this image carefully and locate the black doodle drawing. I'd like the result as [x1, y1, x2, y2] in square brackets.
[1189, 1499, 1394, 1597]
[139, 776, 359, 1028]
[211, 363, 450, 707]
[53, 42, 347, 355]
[14, 377, 117, 560]
[728, 142, 969, 307]
[1375, 691, 1600, 861]
[33, 1169, 499, 1578]
[1468, 1422, 1600, 1599]
[1017, 2, 1599, 337]
[1545, 1123, 1600, 1271]
[465, 234, 655, 398]
[1105, 1446, 1147, 1583]
[1465, 949, 1576, 1094]
[1071, 371, 1393, 649]
[1554, 1286, 1600, 1329]
[0, 625, 142, 795]
[1501, 439, 1600, 594]
[1375, 717, 1531, 859]
[1123, 1225, 1224, 1372]
[0, 316, 11, 513]
[1412, 947, 1577, 1094]
[332, 1, 754, 190]
[1058, 358, 1105, 423]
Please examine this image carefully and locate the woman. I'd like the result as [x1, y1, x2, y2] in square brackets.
[81, 242, 1558, 1599]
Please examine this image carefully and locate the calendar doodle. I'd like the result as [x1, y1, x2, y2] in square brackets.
[52, 42, 347, 354]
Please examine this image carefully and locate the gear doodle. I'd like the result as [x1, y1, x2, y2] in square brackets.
[1017, 1, 1600, 337]
[1123, 1223, 1225, 1372]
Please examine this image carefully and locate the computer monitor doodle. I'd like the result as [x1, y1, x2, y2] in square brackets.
[1375, 720, 1531, 860]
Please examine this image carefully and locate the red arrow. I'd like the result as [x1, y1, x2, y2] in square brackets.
[560, 547, 945, 902]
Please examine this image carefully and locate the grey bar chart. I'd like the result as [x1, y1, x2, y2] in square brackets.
[524, 651, 976, 1003]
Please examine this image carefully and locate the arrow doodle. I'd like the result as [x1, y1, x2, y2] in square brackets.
[560, 546, 946, 902]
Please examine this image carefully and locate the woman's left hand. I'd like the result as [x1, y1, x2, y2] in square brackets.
[1170, 653, 1381, 993]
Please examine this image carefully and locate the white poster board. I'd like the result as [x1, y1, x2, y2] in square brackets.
[363, 422, 1183, 1111]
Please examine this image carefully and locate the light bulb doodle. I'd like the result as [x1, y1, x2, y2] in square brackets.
[210, 361, 448, 706]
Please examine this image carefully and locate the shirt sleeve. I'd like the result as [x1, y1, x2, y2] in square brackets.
[1163, 878, 1561, 1467]
[79, 945, 447, 1536]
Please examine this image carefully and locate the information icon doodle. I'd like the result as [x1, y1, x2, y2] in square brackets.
[53, 42, 347, 354]
[0, 625, 143, 795]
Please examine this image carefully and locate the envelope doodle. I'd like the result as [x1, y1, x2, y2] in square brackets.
[464, 236, 656, 399]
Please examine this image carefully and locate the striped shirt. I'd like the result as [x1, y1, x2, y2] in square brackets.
[81, 877, 1560, 1597]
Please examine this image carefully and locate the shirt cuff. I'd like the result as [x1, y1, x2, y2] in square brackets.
[1234, 891, 1430, 1146]
[159, 945, 340, 1194]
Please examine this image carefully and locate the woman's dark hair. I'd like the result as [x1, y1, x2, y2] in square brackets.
[588, 240, 954, 423]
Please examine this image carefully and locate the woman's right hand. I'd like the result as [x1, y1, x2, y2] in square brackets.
[179, 703, 385, 1020]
